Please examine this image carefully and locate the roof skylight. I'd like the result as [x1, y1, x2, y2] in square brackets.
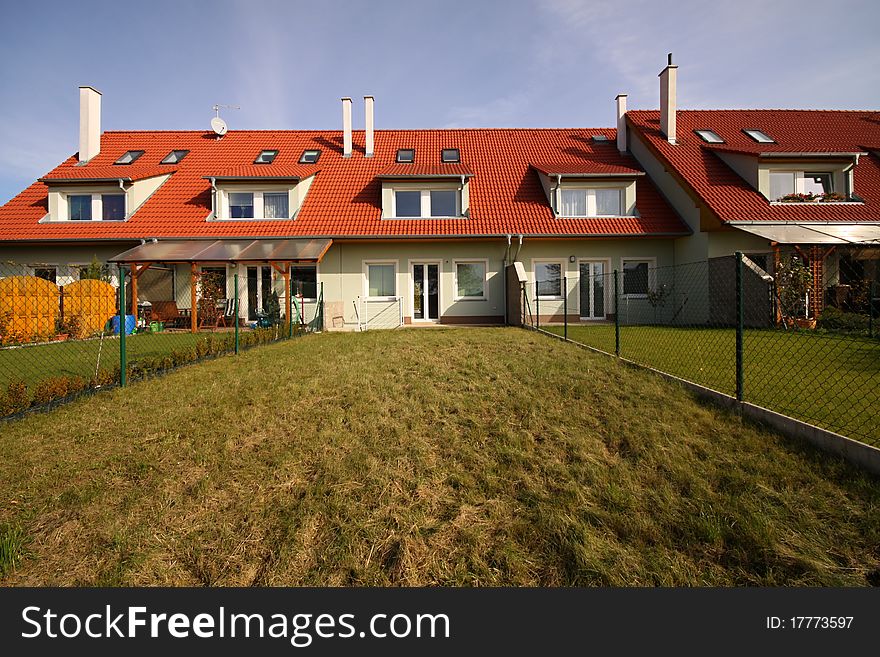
[441, 148, 460, 163]
[396, 149, 415, 163]
[591, 135, 609, 142]
[115, 150, 145, 165]
[161, 150, 189, 164]
[743, 129, 775, 143]
[299, 149, 321, 164]
[694, 130, 724, 144]
[254, 150, 278, 164]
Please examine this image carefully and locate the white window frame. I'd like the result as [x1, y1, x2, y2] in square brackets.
[220, 188, 294, 220]
[578, 257, 612, 320]
[453, 259, 488, 301]
[392, 188, 460, 218]
[408, 259, 443, 322]
[533, 259, 564, 300]
[65, 192, 127, 222]
[620, 257, 656, 299]
[363, 260, 398, 301]
[768, 170, 834, 200]
[558, 187, 623, 217]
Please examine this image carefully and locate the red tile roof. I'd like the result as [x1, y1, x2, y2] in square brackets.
[530, 161, 643, 176]
[377, 163, 475, 178]
[0, 128, 688, 241]
[39, 164, 177, 182]
[204, 164, 321, 180]
[627, 110, 880, 223]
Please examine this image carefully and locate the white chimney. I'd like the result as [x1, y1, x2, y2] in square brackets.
[659, 53, 677, 144]
[364, 95, 374, 158]
[341, 97, 352, 158]
[615, 94, 628, 153]
[78, 86, 102, 163]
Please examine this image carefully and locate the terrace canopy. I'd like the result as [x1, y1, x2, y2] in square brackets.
[109, 238, 332, 332]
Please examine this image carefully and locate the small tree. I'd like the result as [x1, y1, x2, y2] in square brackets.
[776, 254, 813, 319]
[80, 256, 111, 282]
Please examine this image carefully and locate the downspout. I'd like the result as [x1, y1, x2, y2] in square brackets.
[209, 177, 217, 218]
[551, 174, 562, 215]
[503, 235, 512, 325]
[459, 175, 466, 216]
[118, 179, 127, 219]
[513, 234, 523, 261]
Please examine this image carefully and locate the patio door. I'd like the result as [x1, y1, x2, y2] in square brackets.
[579, 260, 606, 320]
[246, 265, 273, 321]
[412, 263, 439, 321]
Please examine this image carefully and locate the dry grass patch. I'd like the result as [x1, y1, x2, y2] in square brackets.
[0, 327, 878, 586]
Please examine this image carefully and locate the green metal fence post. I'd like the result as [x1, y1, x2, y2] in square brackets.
[288, 276, 294, 339]
[735, 251, 744, 401]
[614, 269, 620, 357]
[869, 280, 875, 339]
[234, 273, 240, 354]
[118, 265, 127, 387]
[563, 275, 568, 339]
[319, 281, 324, 332]
[535, 283, 540, 330]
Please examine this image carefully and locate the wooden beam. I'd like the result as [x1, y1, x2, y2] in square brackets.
[130, 264, 138, 319]
[133, 263, 152, 278]
[269, 261, 288, 276]
[190, 263, 198, 334]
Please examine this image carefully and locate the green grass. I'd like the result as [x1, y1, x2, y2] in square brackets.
[0, 327, 878, 586]
[0, 332, 214, 388]
[544, 324, 880, 445]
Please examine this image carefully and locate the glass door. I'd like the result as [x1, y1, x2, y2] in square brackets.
[579, 261, 606, 320]
[412, 263, 439, 321]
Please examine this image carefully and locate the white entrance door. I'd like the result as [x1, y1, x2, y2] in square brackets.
[579, 260, 606, 320]
[412, 263, 439, 321]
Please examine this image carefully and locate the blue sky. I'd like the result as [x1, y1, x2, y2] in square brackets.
[1, 0, 878, 204]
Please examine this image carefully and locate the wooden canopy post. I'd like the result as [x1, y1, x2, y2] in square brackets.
[129, 263, 153, 322]
[190, 263, 198, 333]
[771, 243, 782, 325]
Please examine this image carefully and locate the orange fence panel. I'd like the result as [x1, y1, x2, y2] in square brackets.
[0, 275, 60, 344]
[62, 279, 116, 337]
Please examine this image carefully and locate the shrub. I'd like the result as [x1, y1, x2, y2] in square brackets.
[0, 382, 29, 417]
[818, 307, 870, 333]
[32, 376, 71, 406]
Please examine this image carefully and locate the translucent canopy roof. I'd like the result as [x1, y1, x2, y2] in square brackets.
[730, 223, 880, 245]
[109, 238, 332, 263]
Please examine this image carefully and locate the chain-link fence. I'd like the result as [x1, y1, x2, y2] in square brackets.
[521, 248, 880, 446]
[0, 262, 323, 419]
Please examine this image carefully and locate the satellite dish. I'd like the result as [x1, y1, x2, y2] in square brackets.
[210, 116, 228, 136]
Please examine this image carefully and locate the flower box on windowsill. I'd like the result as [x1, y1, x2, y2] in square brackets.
[776, 192, 848, 203]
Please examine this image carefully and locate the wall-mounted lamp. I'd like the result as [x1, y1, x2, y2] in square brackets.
[569, 255, 576, 263]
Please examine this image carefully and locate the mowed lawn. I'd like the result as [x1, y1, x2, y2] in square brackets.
[0, 332, 220, 388]
[1, 327, 879, 586]
[545, 324, 880, 445]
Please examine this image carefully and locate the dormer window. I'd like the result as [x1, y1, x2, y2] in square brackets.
[216, 187, 294, 220]
[769, 171, 833, 200]
[229, 192, 254, 218]
[67, 193, 126, 221]
[254, 150, 278, 164]
[115, 150, 144, 165]
[743, 129, 774, 143]
[396, 149, 415, 163]
[161, 150, 189, 164]
[392, 188, 460, 217]
[560, 188, 621, 216]
[299, 149, 321, 164]
[69, 195, 92, 221]
[694, 130, 724, 144]
[441, 149, 460, 163]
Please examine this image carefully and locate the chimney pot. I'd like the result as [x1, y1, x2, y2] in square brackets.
[78, 86, 102, 163]
[615, 94, 628, 153]
[659, 55, 677, 144]
[341, 97, 352, 158]
[364, 96, 374, 158]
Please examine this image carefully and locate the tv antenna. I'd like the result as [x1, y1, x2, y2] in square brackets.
[210, 104, 239, 138]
